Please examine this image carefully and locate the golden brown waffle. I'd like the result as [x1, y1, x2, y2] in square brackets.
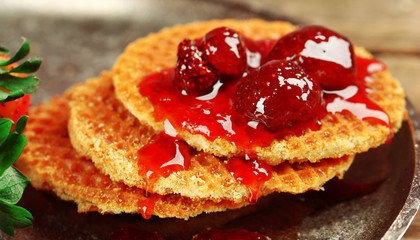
[67, 71, 354, 203]
[112, 19, 406, 165]
[15, 97, 252, 219]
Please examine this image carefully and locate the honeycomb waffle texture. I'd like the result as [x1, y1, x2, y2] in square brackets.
[68, 71, 354, 203]
[15, 97, 254, 219]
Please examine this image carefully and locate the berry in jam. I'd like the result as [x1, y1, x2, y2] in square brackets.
[203, 27, 247, 77]
[267, 25, 357, 90]
[235, 60, 324, 130]
[139, 26, 392, 154]
[174, 39, 219, 95]
[243, 38, 277, 69]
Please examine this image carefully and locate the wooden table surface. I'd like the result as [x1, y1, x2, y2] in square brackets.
[250, 0, 420, 238]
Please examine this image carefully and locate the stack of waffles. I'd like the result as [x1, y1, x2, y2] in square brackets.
[15, 19, 405, 219]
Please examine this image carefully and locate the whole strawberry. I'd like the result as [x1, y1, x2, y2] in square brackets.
[202, 27, 247, 77]
[267, 25, 357, 90]
[235, 60, 323, 130]
[0, 94, 31, 124]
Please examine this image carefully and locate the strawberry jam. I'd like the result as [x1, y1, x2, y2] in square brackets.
[138, 195, 157, 220]
[137, 133, 191, 192]
[139, 26, 392, 152]
[225, 157, 272, 203]
[138, 26, 393, 204]
[324, 58, 391, 127]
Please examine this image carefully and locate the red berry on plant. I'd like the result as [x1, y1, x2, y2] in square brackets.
[0, 54, 31, 125]
[0, 94, 31, 124]
[235, 60, 323, 130]
[203, 27, 247, 77]
[174, 39, 219, 95]
[267, 25, 357, 90]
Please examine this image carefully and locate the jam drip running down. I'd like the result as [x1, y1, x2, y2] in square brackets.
[136, 133, 191, 219]
[137, 195, 157, 220]
[137, 133, 192, 193]
[225, 157, 272, 203]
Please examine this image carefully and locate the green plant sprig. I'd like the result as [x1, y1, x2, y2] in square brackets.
[0, 39, 41, 103]
[0, 39, 41, 236]
[0, 117, 32, 236]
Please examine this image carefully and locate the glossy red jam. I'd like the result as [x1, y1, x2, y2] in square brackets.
[225, 157, 272, 203]
[324, 58, 391, 127]
[139, 26, 390, 150]
[137, 133, 191, 192]
[139, 55, 390, 149]
[136, 26, 392, 207]
[137, 195, 157, 220]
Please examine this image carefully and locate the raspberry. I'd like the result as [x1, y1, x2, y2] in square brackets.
[173, 39, 219, 95]
[203, 27, 247, 77]
[235, 60, 323, 130]
[267, 25, 357, 90]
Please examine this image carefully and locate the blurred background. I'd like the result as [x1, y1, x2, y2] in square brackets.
[0, 0, 420, 109]
[0, 0, 419, 109]
[1, 0, 419, 238]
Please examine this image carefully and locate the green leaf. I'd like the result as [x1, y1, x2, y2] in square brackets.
[14, 116, 28, 135]
[0, 200, 33, 236]
[0, 90, 25, 103]
[0, 39, 30, 67]
[0, 74, 40, 94]
[10, 59, 42, 74]
[0, 39, 35, 237]
[0, 39, 41, 103]
[0, 132, 26, 176]
[0, 166, 29, 205]
[0, 91, 8, 101]
[0, 46, 9, 55]
[0, 119, 13, 146]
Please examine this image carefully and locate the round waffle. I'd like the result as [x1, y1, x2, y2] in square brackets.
[112, 19, 406, 164]
[15, 97, 250, 219]
[67, 71, 354, 203]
